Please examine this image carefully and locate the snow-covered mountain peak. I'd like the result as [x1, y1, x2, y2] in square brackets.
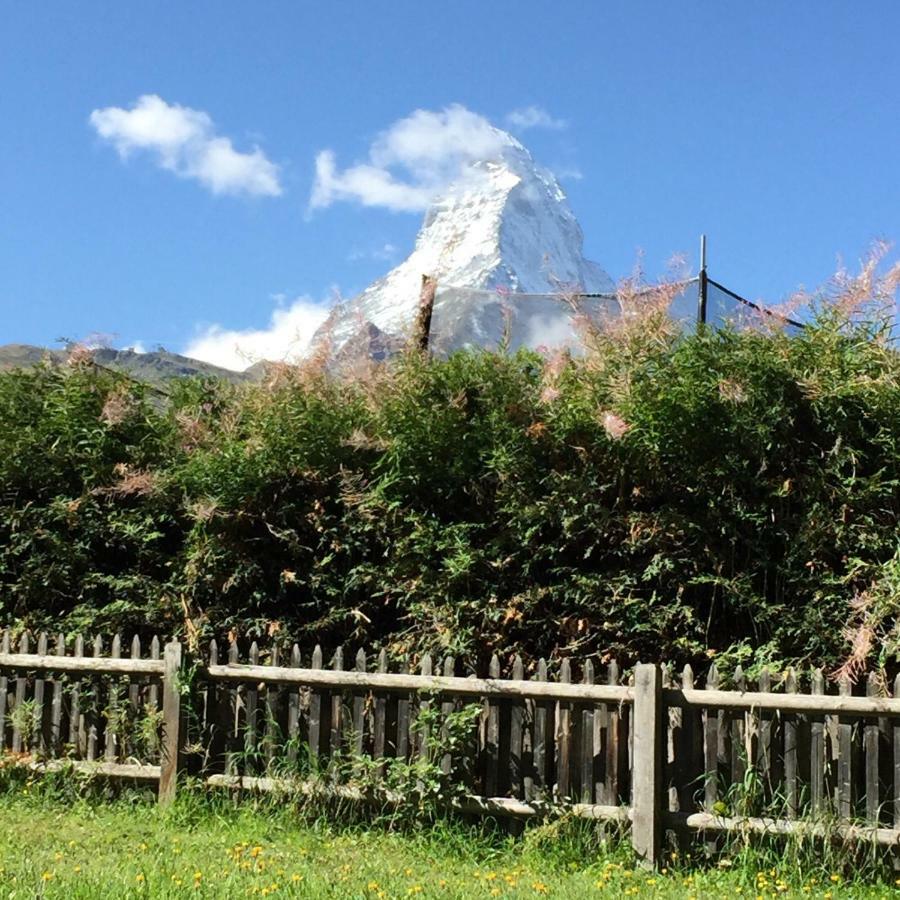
[317, 127, 614, 353]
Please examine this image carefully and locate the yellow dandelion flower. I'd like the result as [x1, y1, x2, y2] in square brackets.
[41, 872, 54, 882]
[136, 873, 145, 882]
[74, 865, 82, 874]
[292, 874, 303, 882]
[531, 882, 548, 895]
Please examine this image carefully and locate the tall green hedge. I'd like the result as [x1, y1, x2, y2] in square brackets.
[1, 303, 898, 675]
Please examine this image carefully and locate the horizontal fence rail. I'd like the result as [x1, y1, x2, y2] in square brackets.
[3, 628, 900, 865]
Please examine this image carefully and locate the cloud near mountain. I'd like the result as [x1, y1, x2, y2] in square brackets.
[90, 94, 281, 197]
[184, 295, 329, 371]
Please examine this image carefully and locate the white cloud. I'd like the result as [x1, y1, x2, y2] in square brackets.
[183, 295, 329, 371]
[505, 106, 567, 131]
[309, 104, 509, 213]
[90, 94, 281, 197]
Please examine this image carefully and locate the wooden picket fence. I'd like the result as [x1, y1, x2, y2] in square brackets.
[3, 628, 900, 866]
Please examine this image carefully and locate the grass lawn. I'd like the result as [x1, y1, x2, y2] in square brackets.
[0, 782, 897, 898]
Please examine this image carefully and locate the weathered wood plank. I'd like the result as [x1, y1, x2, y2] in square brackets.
[730, 666, 746, 790]
[0, 630, 8, 750]
[286, 644, 301, 765]
[206, 663, 633, 703]
[703, 664, 719, 814]
[810, 669, 825, 813]
[0, 653, 164, 676]
[373, 649, 388, 768]
[263, 644, 280, 765]
[395, 658, 410, 762]
[158, 640, 182, 804]
[49, 634, 65, 755]
[580, 659, 594, 804]
[758, 669, 772, 798]
[245, 642, 260, 773]
[127, 636, 141, 759]
[329, 647, 344, 757]
[105, 634, 121, 763]
[207, 640, 227, 773]
[531, 659, 549, 800]
[70, 635, 85, 757]
[484, 654, 501, 796]
[510, 655, 525, 799]
[632, 663, 663, 867]
[783, 669, 798, 818]
[33, 632, 48, 755]
[555, 658, 572, 800]
[894, 674, 900, 829]
[865, 673, 879, 824]
[440, 656, 455, 778]
[225, 640, 241, 777]
[605, 660, 621, 805]
[837, 675, 852, 818]
[352, 648, 367, 757]
[307, 646, 323, 761]
[11, 632, 29, 753]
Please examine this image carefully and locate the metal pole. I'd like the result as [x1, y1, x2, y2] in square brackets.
[698, 234, 708, 326]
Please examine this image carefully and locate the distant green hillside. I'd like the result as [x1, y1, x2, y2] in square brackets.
[0, 343, 257, 389]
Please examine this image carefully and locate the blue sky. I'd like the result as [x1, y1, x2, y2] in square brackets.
[2, 2, 898, 366]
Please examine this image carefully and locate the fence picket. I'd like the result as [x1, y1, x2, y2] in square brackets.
[128, 636, 141, 758]
[49, 633, 64, 755]
[0, 629, 8, 750]
[555, 658, 571, 800]
[703, 664, 719, 815]
[207, 640, 226, 772]
[395, 658, 410, 762]
[70, 635, 85, 756]
[245, 642, 260, 773]
[510, 655, 525, 799]
[485, 654, 501, 796]
[149, 636, 161, 713]
[440, 656, 456, 777]
[225, 640, 241, 777]
[308, 646, 323, 760]
[810, 669, 825, 813]
[33, 632, 48, 755]
[330, 647, 344, 757]
[865, 673, 879, 823]
[730, 666, 746, 789]
[353, 649, 367, 757]
[286, 644, 301, 764]
[104, 634, 121, 762]
[373, 650, 388, 767]
[11, 632, 29, 753]
[784, 669, 798, 818]
[838, 675, 852, 818]
[263, 644, 280, 765]
[894, 674, 900, 829]
[580, 659, 594, 804]
[758, 668, 772, 799]
[0, 628, 9, 752]
[530, 659, 549, 800]
[607, 660, 623, 805]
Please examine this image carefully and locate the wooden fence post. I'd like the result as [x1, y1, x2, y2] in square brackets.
[159, 639, 182, 805]
[632, 662, 663, 867]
